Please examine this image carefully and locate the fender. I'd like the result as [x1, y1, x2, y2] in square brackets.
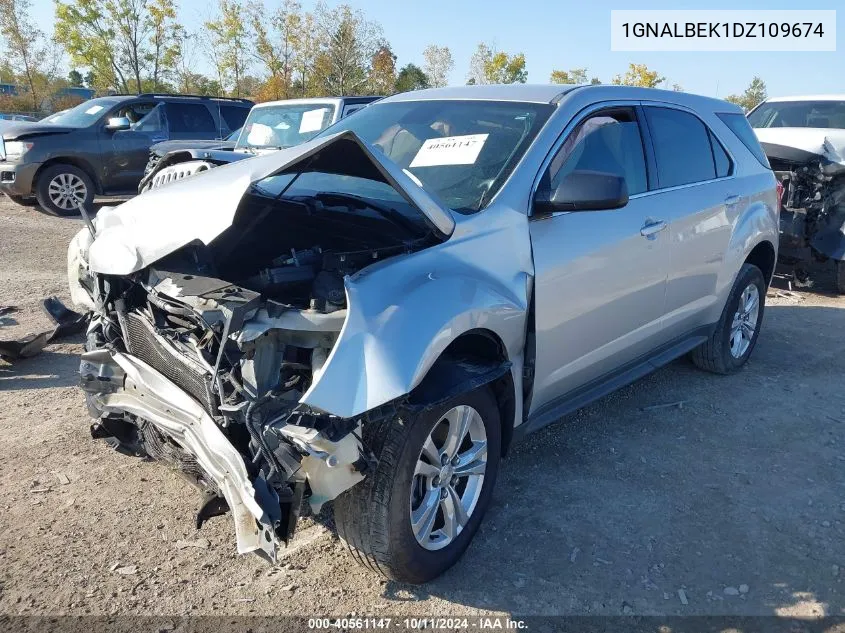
[301, 207, 534, 421]
[715, 193, 778, 315]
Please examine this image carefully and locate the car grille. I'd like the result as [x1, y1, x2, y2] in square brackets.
[144, 161, 213, 191]
[123, 311, 217, 415]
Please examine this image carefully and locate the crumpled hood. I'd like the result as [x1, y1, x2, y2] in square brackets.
[754, 127, 845, 166]
[88, 130, 455, 275]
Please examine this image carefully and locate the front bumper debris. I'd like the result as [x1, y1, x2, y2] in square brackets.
[80, 348, 281, 561]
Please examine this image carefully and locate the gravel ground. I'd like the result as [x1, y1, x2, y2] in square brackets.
[0, 195, 843, 618]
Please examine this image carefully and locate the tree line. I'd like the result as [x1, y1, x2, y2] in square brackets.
[0, 0, 769, 113]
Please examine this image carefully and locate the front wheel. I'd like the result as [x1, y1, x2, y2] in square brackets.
[334, 386, 501, 583]
[690, 263, 766, 374]
[34, 164, 95, 217]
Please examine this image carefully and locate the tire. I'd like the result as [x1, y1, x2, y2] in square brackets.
[690, 263, 766, 374]
[34, 164, 95, 217]
[835, 260, 845, 295]
[334, 386, 501, 584]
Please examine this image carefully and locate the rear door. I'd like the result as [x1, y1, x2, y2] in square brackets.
[641, 105, 735, 340]
[528, 104, 670, 415]
[166, 102, 220, 141]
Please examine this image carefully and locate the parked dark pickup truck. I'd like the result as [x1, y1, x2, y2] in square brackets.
[0, 93, 252, 216]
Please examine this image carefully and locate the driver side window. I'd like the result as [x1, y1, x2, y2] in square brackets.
[546, 108, 648, 196]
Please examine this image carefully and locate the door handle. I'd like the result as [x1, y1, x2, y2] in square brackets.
[725, 194, 741, 206]
[640, 220, 667, 237]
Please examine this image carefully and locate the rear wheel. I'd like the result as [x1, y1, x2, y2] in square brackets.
[334, 386, 501, 583]
[690, 263, 765, 374]
[34, 164, 94, 217]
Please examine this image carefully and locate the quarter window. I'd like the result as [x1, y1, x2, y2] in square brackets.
[220, 105, 249, 131]
[645, 107, 718, 188]
[546, 108, 648, 196]
[709, 131, 732, 178]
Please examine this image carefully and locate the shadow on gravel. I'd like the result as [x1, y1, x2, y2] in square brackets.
[379, 303, 845, 617]
[0, 345, 82, 390]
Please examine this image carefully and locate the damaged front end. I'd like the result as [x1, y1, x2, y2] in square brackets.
[70, 131, 452, 561]
[757, 129, 845, 283]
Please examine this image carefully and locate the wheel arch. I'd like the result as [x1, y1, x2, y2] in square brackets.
[744, 239, 776, 286]
[34, 157, 102, 195]
[407, 328, 517, 457]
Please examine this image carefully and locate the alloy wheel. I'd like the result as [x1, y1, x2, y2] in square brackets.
[729, 283, 760, 358]
[48, 173, 87, 211]
[410, 404, 488, 551]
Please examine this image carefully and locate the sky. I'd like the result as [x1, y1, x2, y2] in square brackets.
[25, 0, 844, 99]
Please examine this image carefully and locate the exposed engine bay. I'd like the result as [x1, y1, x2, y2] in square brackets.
[757, 130, 845, 288]
[75, 152, 442, 560]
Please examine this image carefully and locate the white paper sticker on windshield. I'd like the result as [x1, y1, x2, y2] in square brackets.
[85, 105, 104, 115]
[299, 109, 327, 133]
[410, 134, 489, 168]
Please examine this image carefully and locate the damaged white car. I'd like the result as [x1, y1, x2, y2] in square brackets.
[749, 95, 845, 291]
[69, 85, 778, 583]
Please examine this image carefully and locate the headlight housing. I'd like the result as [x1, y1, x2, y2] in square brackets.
[4, 141, 34, 161]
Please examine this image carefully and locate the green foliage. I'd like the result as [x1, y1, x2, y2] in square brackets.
[486, 51, 527, 84]
[549, 68, 587, 85]
[368, 44, 396, 95]
[146, 0, 182, 91]
[612, 63, 665, 88]
[467, 43, 526, 85]
[67, 69, 84, 86]
[725, 77, 767, 112]
[312, 3, 383, 96]
[0, 0, 52, 109]
[204, 0, 251, 97]
[55, 0, 181, 93]
[395, 63, 429, 93]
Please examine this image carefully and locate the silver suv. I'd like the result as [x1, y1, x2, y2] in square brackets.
[68, 84, 778, 583]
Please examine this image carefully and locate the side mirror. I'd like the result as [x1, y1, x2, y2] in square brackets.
[534, 170, 629, 214]
[106, 116, 131, 132]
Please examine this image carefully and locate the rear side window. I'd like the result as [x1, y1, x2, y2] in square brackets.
[342, 104, 364, 117]
[645, 107, 715, 188]
[220, 105, 249, 131]
[717, 112, 771, 169]
[167, 103, 216, 135]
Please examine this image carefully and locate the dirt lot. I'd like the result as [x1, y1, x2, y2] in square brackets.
[0, 196, 844, 619]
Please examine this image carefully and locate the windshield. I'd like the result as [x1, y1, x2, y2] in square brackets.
[313, 100, 554, 212]
[748, 100, 845, 129]
[237, 103, 337, 150]
[41, 98, 120, 127]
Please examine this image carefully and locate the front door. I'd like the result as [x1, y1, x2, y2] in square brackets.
[528, 106, 669, 415]
[103, 101, 164, 193]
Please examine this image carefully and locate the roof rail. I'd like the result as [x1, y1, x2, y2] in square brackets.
[109, 93, 254, 104]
